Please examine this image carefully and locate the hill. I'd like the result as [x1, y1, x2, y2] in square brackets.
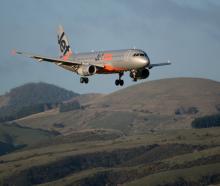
[93, 77, 220, 115]
[0, 82, 79, 122]
[16, 78, 220, 134]
[65, 93, 104, 105]
[0, 78, 220, 185]
[0, 127, 220, 185]
[6, 82, 78, 107]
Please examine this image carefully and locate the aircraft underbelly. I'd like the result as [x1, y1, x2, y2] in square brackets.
[55, 58, 137, 75]
[106, 60, 136, 69]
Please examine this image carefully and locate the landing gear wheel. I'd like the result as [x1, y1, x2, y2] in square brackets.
[119, 80, 124, 86]
[80, 77, 89, 84]
[115, 72, 124, 86]
[80, 77, 84, 84]
[115, 79, 120, 86]
[85, 78, 89, 84]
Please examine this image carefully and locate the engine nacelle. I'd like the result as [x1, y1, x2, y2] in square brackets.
[139, 68, 150, 79]
[130, 68, 150, 80]
[77, 65, 96, 76]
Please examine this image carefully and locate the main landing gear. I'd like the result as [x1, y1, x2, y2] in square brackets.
[115, 72, 124, 86]
[80, 77, 89, 84]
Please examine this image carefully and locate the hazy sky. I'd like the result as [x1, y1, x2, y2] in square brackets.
[0, 0, 220, 94]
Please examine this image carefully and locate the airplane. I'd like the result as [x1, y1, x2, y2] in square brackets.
[15, 25, 171, 86]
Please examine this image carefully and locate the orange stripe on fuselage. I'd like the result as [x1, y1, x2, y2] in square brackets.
[96, 64, 127, 73]
[103, 53, 112, 61]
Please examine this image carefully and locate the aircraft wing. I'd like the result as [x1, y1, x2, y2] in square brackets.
[149, 61, 171, 69]
[15, 51, 104, 68]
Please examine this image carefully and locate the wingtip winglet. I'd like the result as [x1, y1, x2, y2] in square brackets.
[11, 49, 23, 56]
[11, 49, 17, 56]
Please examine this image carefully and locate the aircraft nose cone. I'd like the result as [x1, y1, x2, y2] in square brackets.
[137, 58, 149, 67]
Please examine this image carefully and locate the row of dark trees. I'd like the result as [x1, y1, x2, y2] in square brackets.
[191, 114, 220, 128]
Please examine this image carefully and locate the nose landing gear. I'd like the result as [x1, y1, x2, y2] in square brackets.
[80, 77, 89, 84]
[130, 69, 137, 81]
[115, 72, 124, 86]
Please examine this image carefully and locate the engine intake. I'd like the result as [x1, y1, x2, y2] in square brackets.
[130, 68, 150, 80]
[77, 65, 96, 76]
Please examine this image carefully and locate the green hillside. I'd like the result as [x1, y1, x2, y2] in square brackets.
[0, 123, 58, 155]
[0, 127, 219, 185]
[0, 78, 220, 185]
[7, 82, 78, 107]
[94, 78, 220, 115]
[17, 78, 220, 134]
[0, 82, 79, 122]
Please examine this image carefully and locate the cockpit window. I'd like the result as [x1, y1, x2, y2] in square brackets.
[133, 53, 146, 57]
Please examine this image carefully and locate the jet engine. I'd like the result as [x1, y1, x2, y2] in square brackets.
[130, 68, 150, 80]
[77, 65, 96, 76]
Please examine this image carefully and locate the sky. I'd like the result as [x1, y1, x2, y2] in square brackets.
[0, 0, 220, 95]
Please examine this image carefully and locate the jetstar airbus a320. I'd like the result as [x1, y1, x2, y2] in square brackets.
[15, 25, 171, 86]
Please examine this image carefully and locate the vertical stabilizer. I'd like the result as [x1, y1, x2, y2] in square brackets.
[57, 25, 73, 60]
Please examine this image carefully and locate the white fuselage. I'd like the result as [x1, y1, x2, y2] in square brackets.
[60, 49, 150, 74]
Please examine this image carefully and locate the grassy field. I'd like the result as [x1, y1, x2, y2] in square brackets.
[0, 127, 219, 185]
[0, 123, 58, 156]
[125, 163, 220, 186]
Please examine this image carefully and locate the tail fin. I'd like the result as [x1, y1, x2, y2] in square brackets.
[57, 25, 73, 60]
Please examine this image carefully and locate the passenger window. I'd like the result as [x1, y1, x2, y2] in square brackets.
[133, 53, 145, 57]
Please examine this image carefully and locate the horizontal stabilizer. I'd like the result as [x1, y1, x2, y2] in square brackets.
[149, 61, 171, 69]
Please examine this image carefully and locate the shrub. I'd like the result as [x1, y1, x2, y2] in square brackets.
[175, 107, 198, 115]
[59, 101, 81, 112]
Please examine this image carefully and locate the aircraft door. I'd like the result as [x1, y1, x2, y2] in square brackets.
[124, 50, 131, 62]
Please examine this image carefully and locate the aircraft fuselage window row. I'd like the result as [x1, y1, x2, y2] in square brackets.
[133, 53, 146, 57]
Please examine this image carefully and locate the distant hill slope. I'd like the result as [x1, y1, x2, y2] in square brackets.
[0, 82, 79, 122]
[16, 78, 220, 134]
[0, 95, 9, 108]
[7, 82, 78, 107]
[0, 122, 58, 155]
[1, 78, 220, 186]
[94, 77, 220, 115]
[66, 93, 104, 105]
